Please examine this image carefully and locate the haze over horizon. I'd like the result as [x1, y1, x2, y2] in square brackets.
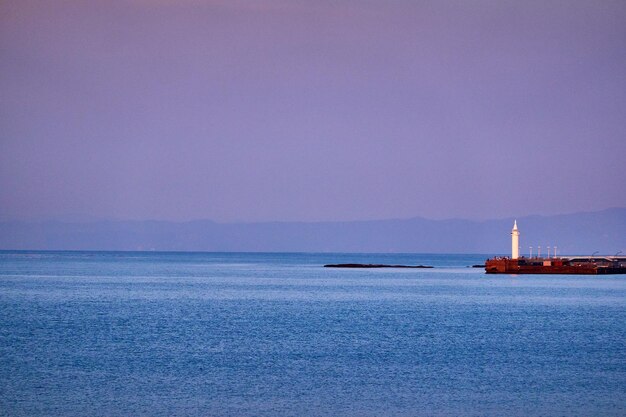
[6, 206, 626, 225]
[2, 1, 625, 223]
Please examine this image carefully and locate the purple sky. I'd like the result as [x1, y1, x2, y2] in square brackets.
[1, 0, 625, 222]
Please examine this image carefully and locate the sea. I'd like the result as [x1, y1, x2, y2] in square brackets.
[0, 251, 625, 417]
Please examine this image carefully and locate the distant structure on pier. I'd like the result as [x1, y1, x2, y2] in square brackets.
[511, 220, 519, 259]
[485, 221, 626, 275]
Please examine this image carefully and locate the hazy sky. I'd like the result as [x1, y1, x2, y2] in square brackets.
[1, 0, 625, 222]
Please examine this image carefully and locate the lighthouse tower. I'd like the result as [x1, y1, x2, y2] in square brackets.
[511, 220, 520, 259]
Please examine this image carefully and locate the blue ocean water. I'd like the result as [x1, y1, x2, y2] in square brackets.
[0, 251, 625, 416]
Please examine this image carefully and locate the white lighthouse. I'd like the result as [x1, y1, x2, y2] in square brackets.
[511, 220, 520, 259]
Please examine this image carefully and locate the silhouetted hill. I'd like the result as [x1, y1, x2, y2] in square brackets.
[0, 208, 624, 254]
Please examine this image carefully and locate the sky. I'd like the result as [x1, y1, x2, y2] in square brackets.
[1, 0, 625, 223]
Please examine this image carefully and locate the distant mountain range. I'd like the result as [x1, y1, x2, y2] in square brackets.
[0, 208, 624, 255]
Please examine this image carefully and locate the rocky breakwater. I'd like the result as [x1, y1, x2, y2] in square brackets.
[324, 263, 433, 268]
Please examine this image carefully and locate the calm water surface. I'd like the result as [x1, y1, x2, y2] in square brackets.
[0, 251, 625, 416]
